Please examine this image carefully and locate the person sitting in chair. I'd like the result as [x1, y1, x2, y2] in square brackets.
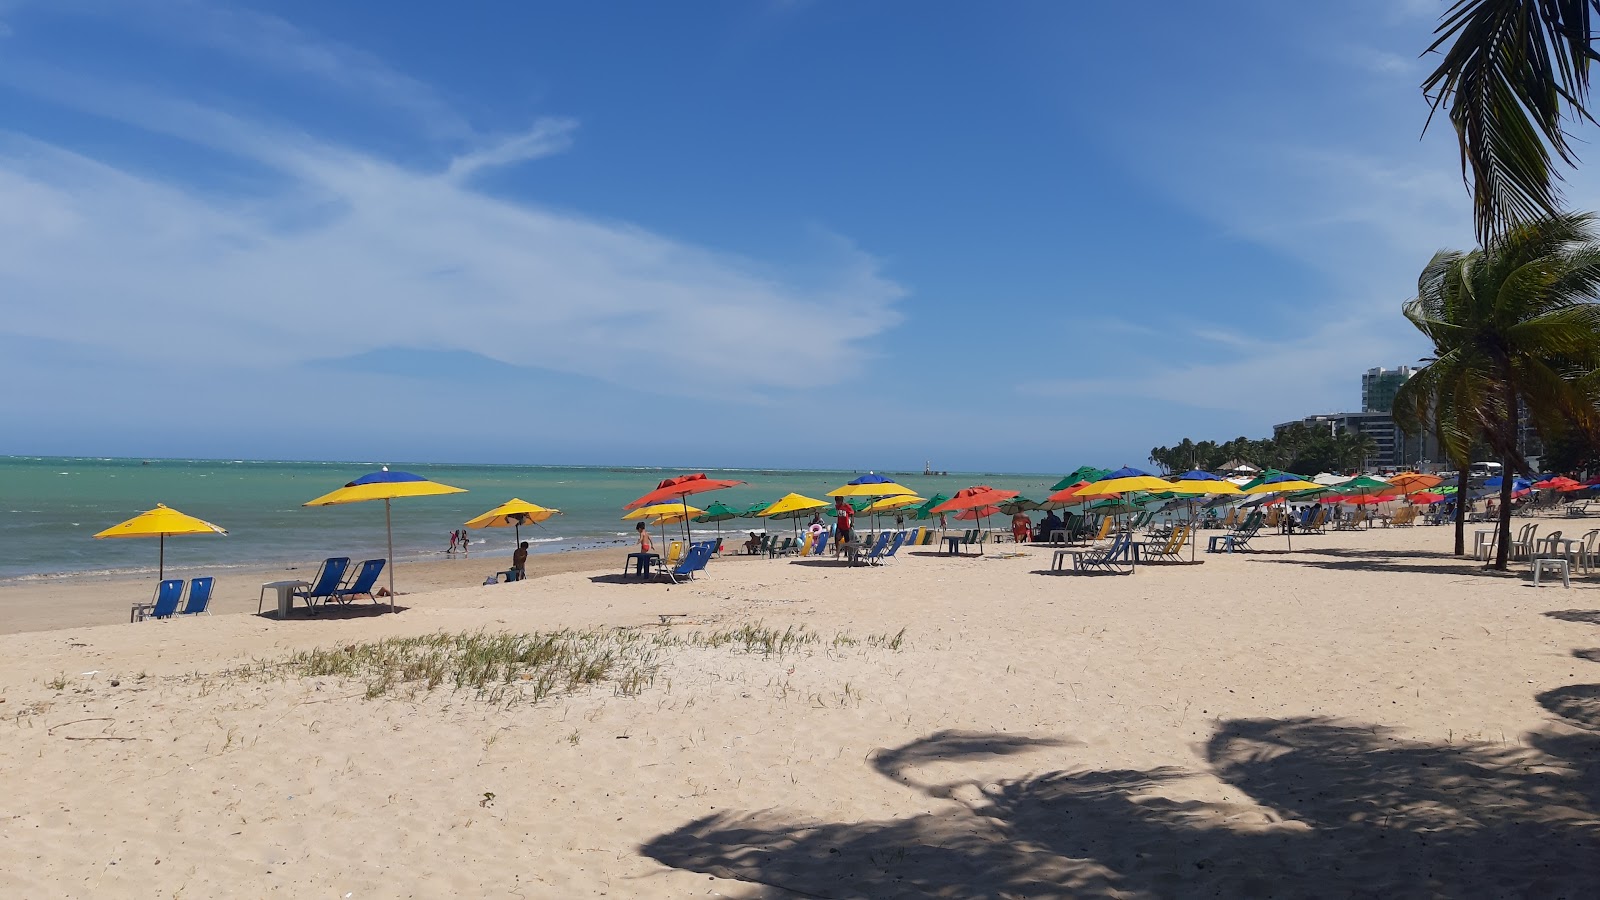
[744, 532, 762, 555]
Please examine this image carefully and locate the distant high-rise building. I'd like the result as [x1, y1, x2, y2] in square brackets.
[1361, 366, 1415, 413]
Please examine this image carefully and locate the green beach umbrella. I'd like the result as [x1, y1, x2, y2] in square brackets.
[693, 501, 744, 545]
[910, 493, 952, 522]
[998, 496, 1042, 515]
[1051, 467, 1109, 492]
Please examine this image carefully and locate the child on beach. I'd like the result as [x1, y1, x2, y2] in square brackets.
[635, 522, 656, 576]
[448, 530, 459, 554]
[511, 541, 528, 581]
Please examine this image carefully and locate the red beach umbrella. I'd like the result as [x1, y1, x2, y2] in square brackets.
[624, 473, 745, 543]
[932, 486, 1019, 534]
[932, 486, 1020, 514]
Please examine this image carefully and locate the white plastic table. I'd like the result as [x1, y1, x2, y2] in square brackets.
[259, 580, 310, 618]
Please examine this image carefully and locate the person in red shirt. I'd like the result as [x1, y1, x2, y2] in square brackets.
[834, 498, 854, 550]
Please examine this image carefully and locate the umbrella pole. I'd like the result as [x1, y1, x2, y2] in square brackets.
[159, 533, 165, 581]
[385, 498, 395, 613]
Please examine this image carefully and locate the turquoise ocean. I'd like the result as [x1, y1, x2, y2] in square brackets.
[0, 457, 1061, 582]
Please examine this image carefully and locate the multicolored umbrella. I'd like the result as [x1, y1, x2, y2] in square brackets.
[305, 467, 466, 611]
[94, 503, 228, 580]
[1077, 466, 1177, 497]
[827, 473, 916, 499]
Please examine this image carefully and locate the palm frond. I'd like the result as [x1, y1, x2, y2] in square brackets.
[1422, 0, 1600, 240]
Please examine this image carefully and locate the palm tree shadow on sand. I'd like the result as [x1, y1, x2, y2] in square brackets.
[641, 715, 1600, 897]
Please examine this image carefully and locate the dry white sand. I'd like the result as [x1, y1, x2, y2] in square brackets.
[3, 519, 1600, 897]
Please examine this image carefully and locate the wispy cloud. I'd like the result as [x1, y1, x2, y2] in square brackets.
[3, 0, 476, 137]
[445, 119, 579, 182]
[0, 89, 902, 398]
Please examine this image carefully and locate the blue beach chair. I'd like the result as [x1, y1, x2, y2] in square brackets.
[179, 577, 215, 615]
[131, 579, 185, 621]
[660, 543, 714, 584]
[1057, 532, 1136, 575]
[293, 557, 351, 613]
[330, 559, 386, 606]
[870, 525, 908, 560]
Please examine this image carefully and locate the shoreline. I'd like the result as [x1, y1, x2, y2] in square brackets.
[0, 546, 641, 636]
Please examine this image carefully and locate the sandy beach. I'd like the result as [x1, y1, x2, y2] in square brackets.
[4, 520, 1600, 897]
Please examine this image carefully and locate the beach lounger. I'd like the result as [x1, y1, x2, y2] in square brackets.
[768, 536, 794, 558]
[179, 576, 215, 615]
[660, 542, 714, 584]
[850, 531, 893, 566]
[293, 557, 351, 613]
[1056, 531, 1135, 575]
[879, 530, 909, 563]
[330, 559, 386, 606]
[963, 529, 988, 555]
[868, 531, 906, 565]
[1144, 525, 1189, 563]
[132, 578, 185, 622]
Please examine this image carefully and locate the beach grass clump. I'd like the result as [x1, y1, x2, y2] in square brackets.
[282, 622, 901, 705]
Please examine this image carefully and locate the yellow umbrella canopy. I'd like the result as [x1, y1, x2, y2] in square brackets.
[624, 503, 705, 521]
[1167, 479, 1243, 495]
[303, 467, 466, 612]
[759, 493, 831, 517]
[864, 494, 925, 513]
[1077, 466, 1178, 497]
[94, 503, 228, 579]
[827, 474, 916, 498]
[465, 498, 561, 544]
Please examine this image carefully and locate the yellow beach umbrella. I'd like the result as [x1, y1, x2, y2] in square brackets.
[1160, 471, 1241, 561]
[827, 475, 916, 498]
[304, 467, 466, 612]
[864, 494, 925, 513]
[624, 502, 705, 521]
[1240, 472, 1323, 551]
[464, 498, 561, 545]
[1077, 466, 1178, 497]
[759, 493, 831, 517]
[94, 503, 228, 579]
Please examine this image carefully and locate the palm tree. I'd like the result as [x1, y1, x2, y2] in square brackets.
[1422, 1, 1600, 241]
[1391, 212, 1600, 569]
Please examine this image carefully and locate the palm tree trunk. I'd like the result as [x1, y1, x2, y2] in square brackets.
[1493, 383, 1519, 571]
[1453, 466, 1468, 556]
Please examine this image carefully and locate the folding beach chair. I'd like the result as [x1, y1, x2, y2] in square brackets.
[132, 579, 185, 622]
[867, 531, 905, 565]
[329, 559, 386, 606]
[179, 576, 215, 615]
[1145, 524, 1189, 563]
[292, 557, 351, 613]
[660, 542, 714, 583]
[1058, 532, 1135, 575]
[879, 531, 909, 563]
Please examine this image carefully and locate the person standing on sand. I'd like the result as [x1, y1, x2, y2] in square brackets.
[512, 541, 528, 581]
[834, 498, 854, 550]
[1011, 511, 1032, 543]
[635, 522, 656, 576]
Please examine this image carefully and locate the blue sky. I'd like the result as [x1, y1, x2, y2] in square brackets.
[0, 0, 1553, 471]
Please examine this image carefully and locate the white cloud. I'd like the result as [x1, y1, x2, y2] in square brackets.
[445, 119, 579, 182]
[0, 108, 903, 396]
[2, 0, 475, 137]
